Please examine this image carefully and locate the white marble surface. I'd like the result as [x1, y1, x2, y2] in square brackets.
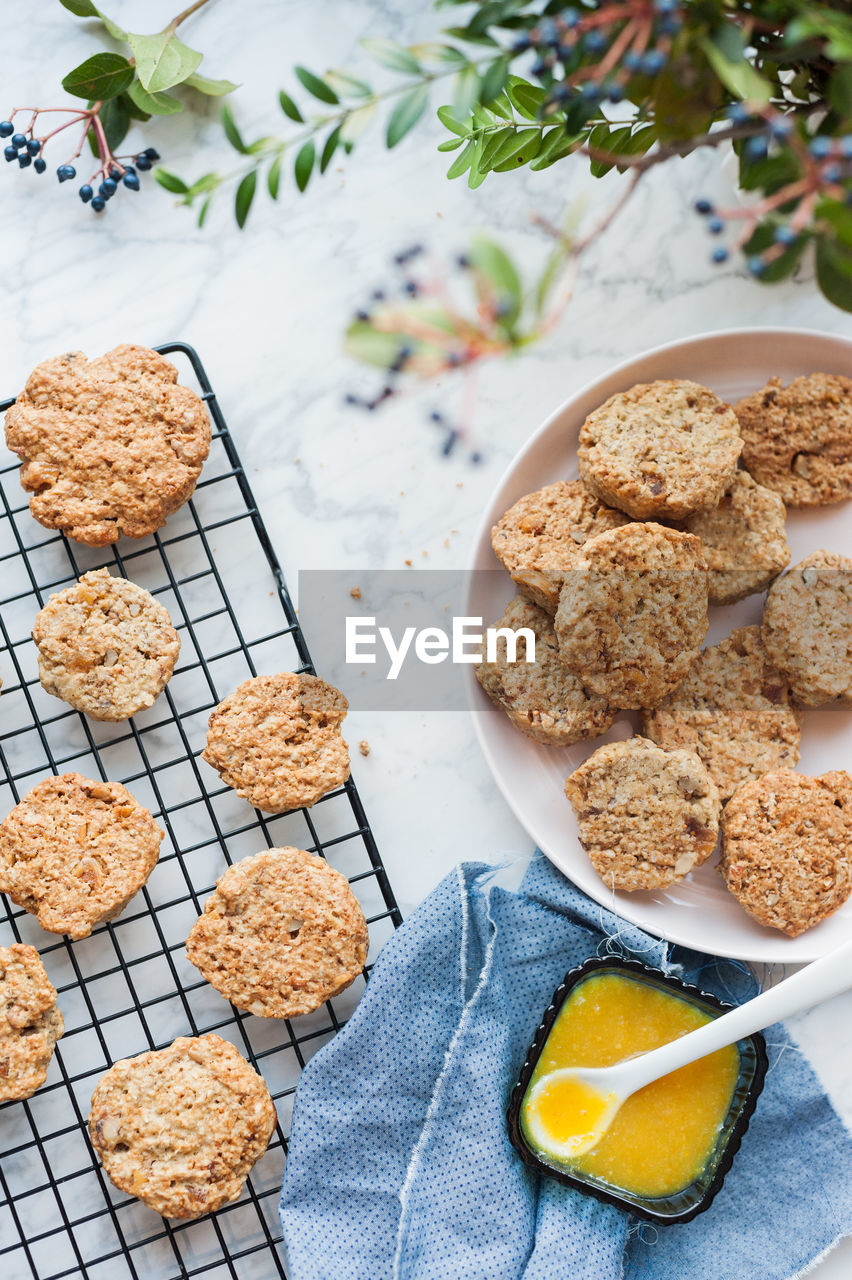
[2, 2, 851, 1275]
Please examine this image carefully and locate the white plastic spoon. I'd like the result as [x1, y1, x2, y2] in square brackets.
[524, 935, 852, 1160]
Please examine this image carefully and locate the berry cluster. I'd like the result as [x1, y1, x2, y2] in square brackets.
[1, 111, 159, 216]
[510, 0, 682, 111]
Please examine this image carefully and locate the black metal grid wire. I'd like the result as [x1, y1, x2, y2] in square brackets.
[0, 342, 402, 1280]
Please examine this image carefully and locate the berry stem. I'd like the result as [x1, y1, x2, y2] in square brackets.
[168, 0, 215, 32]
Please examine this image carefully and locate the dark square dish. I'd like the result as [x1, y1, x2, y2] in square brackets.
[507, 956, 768, 1224]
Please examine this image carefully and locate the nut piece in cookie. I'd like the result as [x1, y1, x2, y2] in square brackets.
[203, 673, 350, 813]
[0, 944, 64, 1102]
[186, 847, 369, 1018]
[735, 373, 852, 507]
[4, 344, 211, 546]
[475, 595, 614, 746]
[565, 736, 720, 892]
[641, 626, 801, 800]
[0, 773, 163, 939]
[89, 1033, 276, 1219]
[491, 480, 629, 613]
[720, 769, 852, 937]
[761, 550, 852, 706]
[555, 523, 708, 710]
[676, 470, 790, 606]
[33, 568, 180, 722]
[578, 379, 742, 519]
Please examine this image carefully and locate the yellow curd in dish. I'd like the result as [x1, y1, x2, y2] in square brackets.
[520, 972, 740, 1198]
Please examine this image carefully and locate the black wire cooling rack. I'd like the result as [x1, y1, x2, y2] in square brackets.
[0, 342, 402, 1280]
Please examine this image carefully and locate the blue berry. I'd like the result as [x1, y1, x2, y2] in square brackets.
[708, 217, 724, 235]
[135, 153, 152, 171]
[109, 165, 121, 180]
[809, 136, 831, 159]
[641, 50, 666, 75]
[581, 82, 602, 102]
[99, 177, 117, 198]
[563, 8, 580, 28]
[4, 144, 17, 162]
[11, 133, 26, 149]
[429, 410, 444, 424]
[694, 198, 714, 215]
[355, 309, 370, 322]
[123, 171, 140, 191]
[585, 31, 607, 53]
[824, 163, 842, 184]
[725, 103, 750, 124]
[539, 19, 559, 46]
[456, 254, 470, 269]
[33, 157, 46, 173]
[56, 164, 76, 182]
[659, 16, 682, 34]
[841, 136, 852, 159]
[774, 226, 797, 246]
[79, 183, 93, 203]
[511, 35, 531, 54]
[25, 138, 40, 156]
[654, 0, 679, 11]
[745, 137, 768, 159]
[404, 280, 418, 296]
[18, 153, 31, 168]
[531, 58, 549, 77]
[0, 121, 13, 138]
[769, 116, 793, 141]
[624, 52, 642, 71]
[712, 246, 729, 264]
[90, 196, 105, 212]
[747, 255, 766, 277]
[143, 147, 160, 161]
[608, 84, 624, 104]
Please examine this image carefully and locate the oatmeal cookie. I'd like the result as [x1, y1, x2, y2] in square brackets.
[578, 379, 741, 519]
[0, 944, 63, 1101]
[491, 480, 630, 613]
[640, 627, 801, 800]
[0, 774, 163, 939]
[33, 568, 180, 721]
[761, 550, 852, 706]
[475, 595, 614, 746]
[676, 470, 790, 605]
[203, 673, 350, 813]
[4, 344, 211, 545]
[186, 847, 369, 1018]
[720, 769, 852, 937]
[555, 523, 708, 709]
[735, 373, 852, 506]
[564, 736, 720, 892]
[89, 1033, 276, 1219]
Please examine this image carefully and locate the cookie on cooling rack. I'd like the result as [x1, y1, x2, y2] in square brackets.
[578, 379, 742, 520]
[475, 594, 614, 746]
[640, 626, 801, 800]
[555, 522, 708, 710]
[4, 344, 211, 546]
[186, 847, 369, 1018]
[490, 480, 630, 613]
[720, 769, 852, 937]
[89, 1033, 276, 1220]
[761, 550, 852, 706]
[0, 944, 64, 1102]
[735, 373, 852, 507]
[675, 470, 790, 606]
[202, 673, 350, 813]
[32, 568, 180, 722]
[564, 736, 720, 892]
[0, 774, 163, 939]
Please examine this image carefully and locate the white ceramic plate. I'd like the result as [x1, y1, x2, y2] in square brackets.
[466, 328, 852, 962]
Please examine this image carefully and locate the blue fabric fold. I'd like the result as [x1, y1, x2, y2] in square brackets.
[279, 856, 852, 1280]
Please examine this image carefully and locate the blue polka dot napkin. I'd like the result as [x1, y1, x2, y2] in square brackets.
[279, 856, 852, 1280]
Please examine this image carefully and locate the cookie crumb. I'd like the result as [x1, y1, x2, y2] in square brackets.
[359, 740, 370, 757]
[349, 587, 362, 600]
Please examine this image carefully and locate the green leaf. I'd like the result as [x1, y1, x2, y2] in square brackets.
[59, 0, 126, 39]
[128, 30, 203, 93]
[345, 323, 421, 368]
[528, 125, 580, 171]
[235, 170, 257, 227]
[221, 104, 248, 153]
[480, 55, 509, 104]
[120, 89, 151, 122]
[96, 95, 130, 150]
[197, 195, 212, 227]
[437, 105, 470, 137]
[505, 77, 546, 120]
[340, 102, 377, 144]
[829, 65, 852, 118]
[470, 236, 522, 327]
[127, 79, 182, 116]
[491, 127, 541, 169]
[386, 83, 429, 148]
[700, 34, 771, 104]
[62, 52, 134, 101]
[185, 73, 238, 97]
[446, 139, 475, 179]
[155, 168, 189, 194]
[453, 66, 481, 115]
[325, 69, 373, 98]
[294, 140, 315, 192]
[295, 66, 339, 105]
[478, 126, 513, 172]
[816, 236, 852, 311]
[410, 42, 467, 66]
[267, 153, 283, 199]
[743, 221, 807, 283]
[320, 124, 342, 173]
[360, 37, 421, 75]
[437, 135, 465, 152]
[279, 91, 304, 123]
